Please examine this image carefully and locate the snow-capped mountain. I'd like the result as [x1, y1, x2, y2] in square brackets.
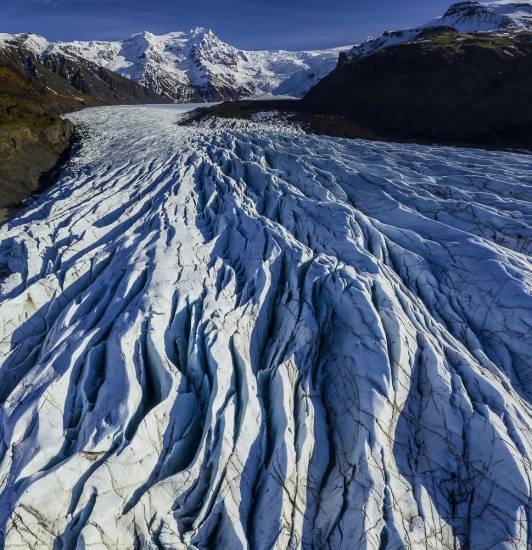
[0, 32, 170, 106]
[0, 32, 49, 56]
[347, 1, 532, 58]
[440, 0, 532, 31]
[1, 28, 346, 102]
[0, 104, 530, 548]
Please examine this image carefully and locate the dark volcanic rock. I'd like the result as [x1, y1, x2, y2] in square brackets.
[302, 30, 532, 148]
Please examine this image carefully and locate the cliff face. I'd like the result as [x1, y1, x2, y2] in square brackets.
[0, 52, 81, 221]
[0, 115, 74, 221]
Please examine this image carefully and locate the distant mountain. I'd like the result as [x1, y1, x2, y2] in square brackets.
[7, 28, 346, 102]
[302, 1, 532, 148]
[344, 1, 532, 59]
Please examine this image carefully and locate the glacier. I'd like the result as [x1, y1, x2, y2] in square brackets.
[0, 104, 531, 548]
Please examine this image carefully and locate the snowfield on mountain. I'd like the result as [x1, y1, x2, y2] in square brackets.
[0, 104, 531, 549]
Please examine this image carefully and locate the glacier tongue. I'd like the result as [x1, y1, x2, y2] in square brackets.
[0, 105, 531, 549]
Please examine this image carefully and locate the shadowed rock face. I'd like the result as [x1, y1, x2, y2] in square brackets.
[0, 105, 530, 548]
[40, 51, 172, 106]
[0, 116, 74, 222]
[303, 29, 532, 148]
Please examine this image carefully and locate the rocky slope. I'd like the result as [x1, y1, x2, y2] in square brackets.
[0, 33, 169, 221]
[303, 28, 532, 148]
[302, 2, 532, 148]
[0, 48, 81, 221]
[0, 104, 530, 548]
[11, 28, 346, 102]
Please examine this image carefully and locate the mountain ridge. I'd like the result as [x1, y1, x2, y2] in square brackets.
[1, 29, 347, 102]
[302, 1, 532, 148]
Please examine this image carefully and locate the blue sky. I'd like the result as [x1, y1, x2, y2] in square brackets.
[2, 0, 454, 49]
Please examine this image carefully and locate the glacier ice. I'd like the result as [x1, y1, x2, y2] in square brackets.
[0, 105, 530, 548]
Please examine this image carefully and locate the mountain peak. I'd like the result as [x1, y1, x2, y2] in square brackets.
[191, 26, 210, 35]
[0, 32, 49, 55]
[132, 27, 215, 43]
[347, 0, 532, 59]
[442, 0, 488, 16]
[435, 0, 532, 31]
